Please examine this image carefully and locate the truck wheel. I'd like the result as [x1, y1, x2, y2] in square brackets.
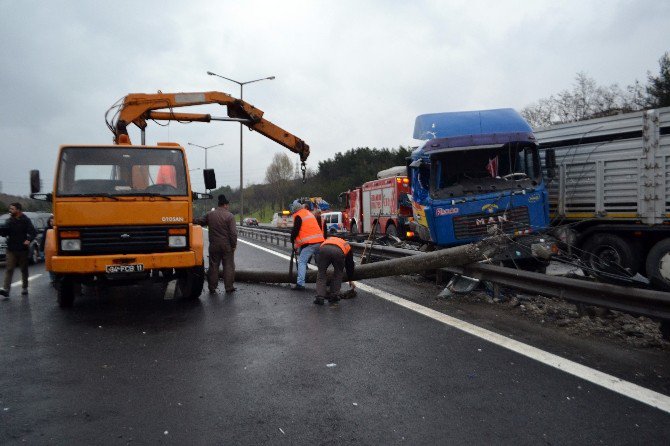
[386, 223, 397, 237]
[57, 277, 75, 308]
[645, 239, 670, 291]
[581, 234, 640, 277]
[350, 222, 358, 235]
[178, 264, 205, 299]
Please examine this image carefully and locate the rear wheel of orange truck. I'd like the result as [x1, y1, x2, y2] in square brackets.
[178, 264, 205, 299]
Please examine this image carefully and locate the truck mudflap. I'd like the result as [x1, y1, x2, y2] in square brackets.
[49, 251, 199, 274]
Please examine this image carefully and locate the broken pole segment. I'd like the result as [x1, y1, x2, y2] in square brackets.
[232, 234, 506, 284]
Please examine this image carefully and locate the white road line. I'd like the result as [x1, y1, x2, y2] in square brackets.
[240, 237, 670, 414]
[10, 274, 42, 287]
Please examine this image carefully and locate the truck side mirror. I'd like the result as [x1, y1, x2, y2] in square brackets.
[203, 169, 216, 190]
[30, 170, 41, 194]
[545, 149, 557, 179]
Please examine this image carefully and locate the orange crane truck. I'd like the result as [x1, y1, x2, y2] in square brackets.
[30, 91, 309, 307]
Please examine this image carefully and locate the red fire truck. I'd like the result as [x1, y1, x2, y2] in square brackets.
[339, 166, 412, 237]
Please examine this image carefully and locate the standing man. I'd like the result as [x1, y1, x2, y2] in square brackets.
[194, 194, 237, 294]
[290, 201, 324, 290]
[314, 236, 356, 305]
[0, 203, 37, 299]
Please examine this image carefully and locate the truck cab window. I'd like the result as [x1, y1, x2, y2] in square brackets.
[57, 147, 188, 197]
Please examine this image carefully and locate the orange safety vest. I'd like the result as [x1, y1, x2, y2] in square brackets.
[294, 208, 325, 249]
[321, 237, 351, 256]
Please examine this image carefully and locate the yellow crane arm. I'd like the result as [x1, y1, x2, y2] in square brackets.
[112, 91, 309, 161]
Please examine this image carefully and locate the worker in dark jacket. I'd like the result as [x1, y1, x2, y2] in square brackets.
[290, 201, 324, 290]
[314, 236, 356, 305]
[194, 194, 237, 294]
[0, 203, 37, 299]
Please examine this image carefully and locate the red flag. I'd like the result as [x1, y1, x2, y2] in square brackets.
[486, 156, 498, 178]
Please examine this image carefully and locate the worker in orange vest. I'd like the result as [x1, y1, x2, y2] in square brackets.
[314, 236, 356, 305]
[290, 201, 325, 290]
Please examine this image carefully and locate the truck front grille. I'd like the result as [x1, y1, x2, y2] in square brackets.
[452, 207, 530, 240]
[61, 225, 187, 255]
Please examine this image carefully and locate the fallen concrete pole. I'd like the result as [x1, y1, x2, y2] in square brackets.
[232, 234, 506, 284]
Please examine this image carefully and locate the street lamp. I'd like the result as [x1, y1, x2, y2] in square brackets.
[187, 142, 224, 170]
[207, 71, 275, 224]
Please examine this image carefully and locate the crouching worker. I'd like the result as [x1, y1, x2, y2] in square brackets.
[314, 236, 356, 305]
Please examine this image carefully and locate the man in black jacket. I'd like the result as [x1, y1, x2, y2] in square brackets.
[0, 203, 37, 299]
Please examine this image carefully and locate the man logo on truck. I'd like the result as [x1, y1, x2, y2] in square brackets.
[476, 214, 508, 226]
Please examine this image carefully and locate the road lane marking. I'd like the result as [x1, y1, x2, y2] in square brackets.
[239, 238, 670, 414]
[10, 274, 42, 287]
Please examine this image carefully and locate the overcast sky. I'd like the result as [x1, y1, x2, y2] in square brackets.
[1, 0, 668, 195]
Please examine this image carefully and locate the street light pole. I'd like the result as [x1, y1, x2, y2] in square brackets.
[187, 142, 224, 171]
[206, 71, 275, 224]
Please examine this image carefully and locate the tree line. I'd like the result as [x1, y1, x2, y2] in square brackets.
[198, 146, 413, 221]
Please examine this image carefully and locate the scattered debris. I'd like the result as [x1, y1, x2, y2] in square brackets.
[456, 286, 668, 348]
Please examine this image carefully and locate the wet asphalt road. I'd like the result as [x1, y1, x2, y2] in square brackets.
[1, 239, 670, 445]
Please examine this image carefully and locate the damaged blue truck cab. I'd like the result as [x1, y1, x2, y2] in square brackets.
[407, 108, 551, 263]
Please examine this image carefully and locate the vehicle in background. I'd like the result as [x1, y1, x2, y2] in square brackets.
[0, 211, 52, 264]
[339, 166, 412, 237]
[242, 217, 259, 226]
[407, 108, 552, 268]
[271, 211, 294, 228]
[535, 106, 670, 289]
[293, 197, 330, 212]
[321, 211, 345, 235]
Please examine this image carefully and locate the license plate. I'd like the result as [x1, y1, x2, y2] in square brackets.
[106, 264, 144, 274]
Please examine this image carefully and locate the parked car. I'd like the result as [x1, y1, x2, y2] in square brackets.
[321, 211, 345, 235]
[242, 217, 259, 226]
[270, 211, 293, 228]
[0, 211, 52, 264]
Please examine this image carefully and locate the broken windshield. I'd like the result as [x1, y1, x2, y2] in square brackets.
[56, 147, 188, 197]
[430, 143, 541, 199]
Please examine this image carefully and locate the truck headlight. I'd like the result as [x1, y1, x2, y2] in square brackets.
[168, 236, 186, 248]
[61, 239, 81, 251]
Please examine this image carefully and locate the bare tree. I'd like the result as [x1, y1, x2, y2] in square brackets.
[265, 153, 294, 209]
[522, 72, 646, 127]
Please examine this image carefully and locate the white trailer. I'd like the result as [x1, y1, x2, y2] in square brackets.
[535, 107, 670, 289]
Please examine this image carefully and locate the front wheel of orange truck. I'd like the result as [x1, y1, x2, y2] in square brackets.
[178, 264, 205, 299]
[57, 276, 75, 308]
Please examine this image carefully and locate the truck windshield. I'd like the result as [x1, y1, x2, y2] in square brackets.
[56, 147, 188, 197]
[430, 143, 540, 198]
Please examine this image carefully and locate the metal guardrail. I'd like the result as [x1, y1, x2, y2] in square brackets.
[238, 226, 292, 247]
[237, 226, 670, 325]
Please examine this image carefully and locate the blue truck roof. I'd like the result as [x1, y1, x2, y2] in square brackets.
[412, 108, 535, 153]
